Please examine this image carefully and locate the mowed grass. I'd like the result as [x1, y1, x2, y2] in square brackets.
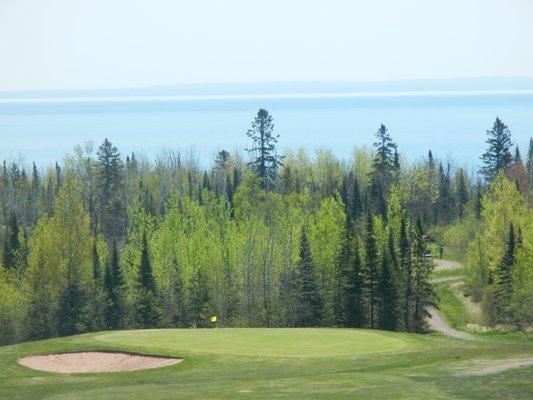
[0, 328, 532, 399]
[96, 328, 407, 357]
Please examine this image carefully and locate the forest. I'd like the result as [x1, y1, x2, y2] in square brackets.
[0, 110, 532, 345]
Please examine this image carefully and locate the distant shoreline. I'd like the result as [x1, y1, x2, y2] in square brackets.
[2, 89, 533, 105]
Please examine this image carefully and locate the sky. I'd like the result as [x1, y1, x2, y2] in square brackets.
[1, 0, 533, 91]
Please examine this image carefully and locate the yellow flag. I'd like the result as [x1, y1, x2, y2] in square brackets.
[210, 316, 217, 322]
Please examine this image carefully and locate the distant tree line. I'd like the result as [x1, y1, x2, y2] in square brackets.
[0, 110, 532, 344]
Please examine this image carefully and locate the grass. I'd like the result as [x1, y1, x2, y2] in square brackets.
[436, 285, 473, 329]
[432, 267, 466, 280]
[1, 328, 532, 399]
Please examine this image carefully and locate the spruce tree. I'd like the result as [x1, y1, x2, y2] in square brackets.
[410, 216, 435, 332]
[455, 168, 469, 218]
[399, 215, 411, 330]
[369, 124, 397, 221]
[527, 138, 533, 191]
[364, 212, 379, 329]
[104, 240, 124, 329]
[295, 229, 322, 327]
[58, 279, 88, 336]
[96, 138, 126, 243]
[479, 117, 513, 183]
[246, 109, 283, 189]
[2, 213, 20, 269]
[378, 248, 398, 331]
[436, 163, 454, 223]
[496, 223, 516, 323]
[189, 268, 210, 327]
[351, 177, 363, 220]
[136, 232, 160, 328]
[334, 219, 364, 327]
[346, 235, 364, 328]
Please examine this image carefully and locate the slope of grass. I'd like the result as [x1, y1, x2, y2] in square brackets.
[1, 328, 532, 399]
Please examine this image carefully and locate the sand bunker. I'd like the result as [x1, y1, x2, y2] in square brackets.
[18, 351, 182, 373]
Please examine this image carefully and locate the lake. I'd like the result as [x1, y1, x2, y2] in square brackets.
[1, 89, 532, 171]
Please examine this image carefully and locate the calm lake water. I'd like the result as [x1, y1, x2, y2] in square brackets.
[1, 91, 532, 170]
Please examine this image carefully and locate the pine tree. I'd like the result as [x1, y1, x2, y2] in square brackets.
[351, 177, 363, 220]
[399, 215, 411, 330]
[246, 109, 283, 189]
[2, 213, 20, 269]
[410, 216, 435, 332]
[295, 229, 322, 327]
[496, 223, 516, 323]
[364, 212, 379, 329]
[474, 180, 483, 218]
[436, 163, 454, 223]
[104, 240, 124, 329]
[334, 219, 364, 327]
[455, 168, 469, 218]
[58, 279, 88, 336]
[96, 138, 126, 243]
[346, 235, 364, 328]
[189, 268, 210, 327]
[479, 117, 513, 183]
[55, 162, 62, 193]
[527, 138, 533, 191]
[369, 124, 397, 221]
[136, 232, 160, 328]
[378, 247, 398, 331]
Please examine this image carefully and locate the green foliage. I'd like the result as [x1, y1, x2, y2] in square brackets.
[295, 230, 323, 327]
[479, 117, 513, 183]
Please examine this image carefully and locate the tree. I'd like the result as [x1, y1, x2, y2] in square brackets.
[410, 216, 435, 332]
[455, 168, 469, 219]
[2, 213, 19, 270]
[496, 223, 516, 323]
[350, 176, 363, 220]
[479, 117, 513, 183]
[295, 229, 322, 327]
[435, 163, 454, 223]
[188, 268, 210, 328]
[399, 215, 411, 330]
[378, 245, 398, 331]
[26, 178, 93, 339]
[135, 232, 160, 328]
[104, 240, 125, 329]
[334, 220, 364, 327]
[96, 138, 126, 243]
[92, 241, 101, 282]
[527, 138, 533, 192]
[246, 109, 283, 189]
[369, 124, 398, 220]
[364, 212, 379, 329]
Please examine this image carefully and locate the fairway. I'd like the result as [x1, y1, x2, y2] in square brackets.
[2, 328, 533, 399]
[96, 328, 407, 357]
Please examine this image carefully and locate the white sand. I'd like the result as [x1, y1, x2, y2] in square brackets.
[18, 351, 182, 373]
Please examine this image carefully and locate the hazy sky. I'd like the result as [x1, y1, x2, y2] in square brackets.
[1, 0, 533, 91]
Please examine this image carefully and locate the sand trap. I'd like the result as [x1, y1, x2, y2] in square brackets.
[18, 351, 182, 373]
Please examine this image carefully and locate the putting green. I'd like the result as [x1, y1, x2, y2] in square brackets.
[96, 328, 407, 357]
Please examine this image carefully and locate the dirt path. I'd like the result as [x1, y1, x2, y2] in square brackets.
[426, 306, 472, 340]
[432, 275, 465, 284]
[427, 259, 473, 339]
[434, 259, 462, 271]
[463, 358, 533, 375]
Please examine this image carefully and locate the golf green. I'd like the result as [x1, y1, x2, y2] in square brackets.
[96, 328, 407, 357]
